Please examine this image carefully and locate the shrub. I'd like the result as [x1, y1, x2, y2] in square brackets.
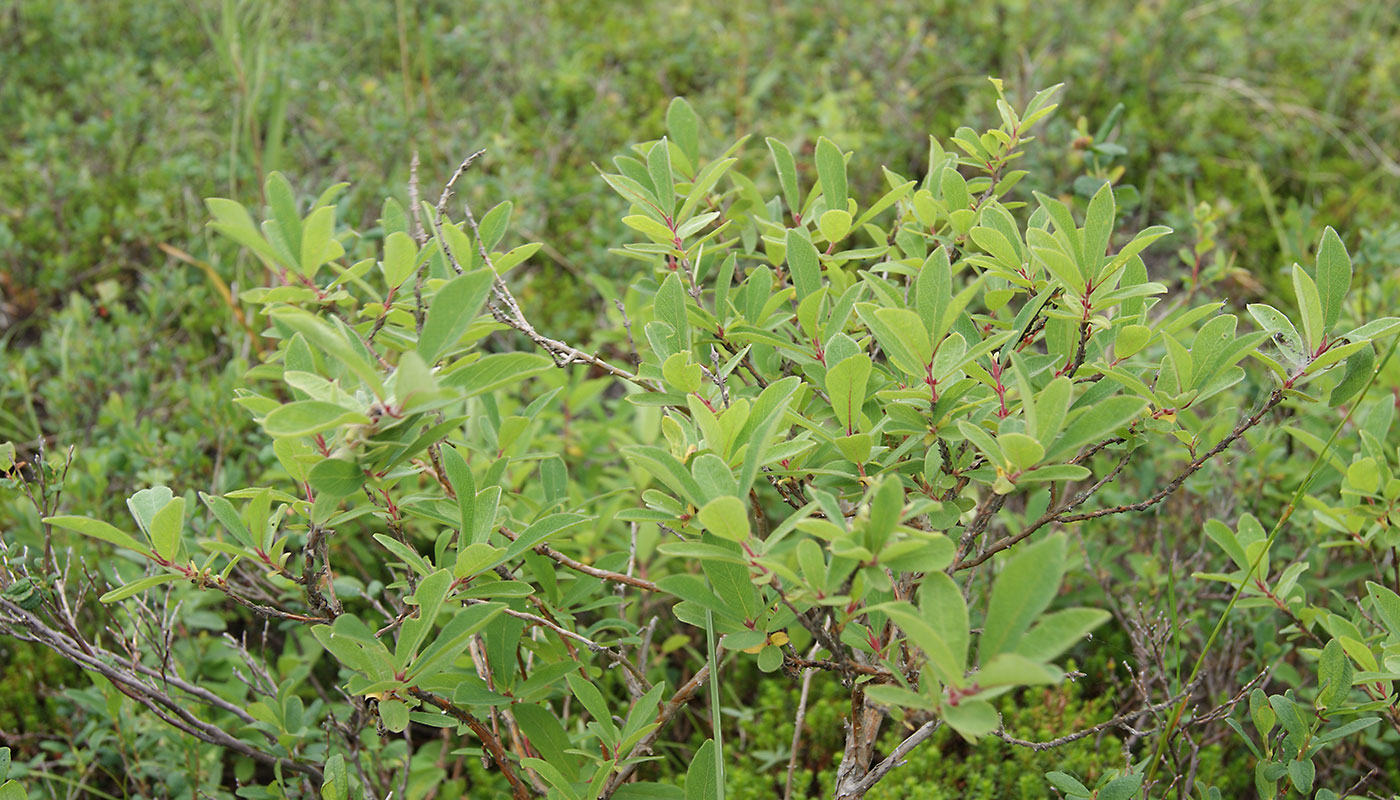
[3, 81, 1398, 800]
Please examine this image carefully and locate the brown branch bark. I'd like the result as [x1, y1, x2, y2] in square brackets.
[498, 526, 659, 592]
[602, 664, 711, 796]
[408, 688, 538, 799]
[0, 598, 323, 781]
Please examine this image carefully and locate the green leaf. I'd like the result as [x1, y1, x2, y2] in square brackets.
[921, 572, 969, 680]
[1315, 226, 1351, 331]
[835, 433, 872, 465]
[541, 455, 568, 506]
[974, 652, 1058, 687]
[381, 231, 419, 289]
[880, 534, 955, 572]
[1342, 317, 1400, 342]
[441, 445, 476, 538]
[1329, 344, 1375, 406]
[697, 496, 749, 542]
[734, 376, 800, 495]
[1247, 303, 1305, 365]
[766, 138, 801, 215]
[881, 601, 962, 687]
[1269, 695, 1306, 743]
[408, 601, 505, 679]
[1028, 228, 1085, 294]
[941, 167, 971, 213]
[981, 533, 1067, 658]
[503, 514, 590, 562]
[478, 201, 513, 252]
[600, 170, 660, 211]
[269, 307, 386, 397]
[1292, 265, 1324, 350]
[667, 97, 700, 167]
[379, 698, 409, 732]
[1187, 314, 1237, 390]
[207, 197, 285, 267]
[265, 172, 302, 258]
[315, 615, 395, 679]
[1043, 396, 1145, 462]
[686, 739, 719, 800]
[299, 205, 343, 280]
[1015, 608, 1110, 662]
[1045, 772, 1090, 797]
[625, 445, 706, 507]
[656, 272, 690, 351]
[757, 644, 783, 672]
[395, 569, 452, 666]
[521, 759, 582, 800]
[440, 352, 553, 397]
[625, 214, 676, 244]
[1082, 182, 1115, 279]
[656, 575, 743, 623]
[854, 177, 915, 230]
[1286, 758, 1314, 794]
[1249, 689, 1275, 739]
[818, 209, 852, 243]
[857, 305, 930, 377]
[1033, 377, 1073, 443]
[1316, 716, 1380, 743]
[1097, 773, 1144, 800]
[827, 354, 872, 434]
[100, 574, 180, 603]
[321, 753, 348, 800]
[865, 684, 937, 711]
[567, 673, 620, 744]
[374, 534, 433, 576]
[701, 537, 758, 622]
[957, 420, 1005, 469]
[663, 353, 704, 394]
[1116, 324, 1151, 358]
[1365, 581, 1400, 638]
[786, 228, 822, 301]
[0, 781, 22, 800]
[149, 496, 186, 562]
[659, 542, 749, 565]
[201, 492, 254, 548]
[263, 401, 369, 438]
[942, 699, 999, 741]
[997, 432, 1044, 472]
[418, 269, 495, 364]
[127, 486, 173, 535]
[308, 459, 365, 499]
[1316, 638, 1353, 711]
[515, 704, 578, 781]
[815, 137, 847, 212]
[1204, 519, 1244, 571]
[1019, 465, 1091, 484]
[648, 138, 675, 217]
[679, 159, 737, 226]
[43, 516, 147, 554]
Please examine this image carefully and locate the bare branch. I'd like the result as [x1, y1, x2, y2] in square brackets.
[498, 525, 658, 592]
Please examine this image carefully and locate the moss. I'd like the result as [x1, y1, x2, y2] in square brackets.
[702, 670, 1256, 799]
[0, 640, 78, 739]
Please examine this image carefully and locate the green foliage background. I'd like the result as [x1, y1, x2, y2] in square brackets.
[2, 0, 1399, 797]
